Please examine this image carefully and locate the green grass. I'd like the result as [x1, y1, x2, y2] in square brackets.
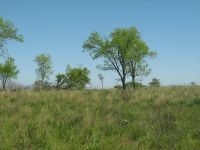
[0, 87, 200, 149]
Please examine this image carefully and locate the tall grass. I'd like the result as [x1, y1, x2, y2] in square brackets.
[0, 87, 199, 149]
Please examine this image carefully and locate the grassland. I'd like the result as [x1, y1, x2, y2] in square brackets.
[0, 86, 200, 150]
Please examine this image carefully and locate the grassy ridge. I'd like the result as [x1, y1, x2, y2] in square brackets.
[0, 87, 200, 149]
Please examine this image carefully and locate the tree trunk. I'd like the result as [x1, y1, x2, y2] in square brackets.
[121, 78, 126, 90]
[101, 80, 103, 90]
[132, 74, 136, 89]
[2, 79, 6, 90]
[130, 62, 136, 89]
[41, 74, 45, 88]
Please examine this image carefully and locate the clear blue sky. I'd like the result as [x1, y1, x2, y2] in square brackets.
[0, 0, 200, 87]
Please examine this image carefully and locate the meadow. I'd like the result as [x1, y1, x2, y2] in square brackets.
[0, 86, 200, 150]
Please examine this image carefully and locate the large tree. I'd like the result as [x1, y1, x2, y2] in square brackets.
[83, 27, 155, 89]
[83, 31, 128, 89]
[0, 57, 19, 90]
[125, 30, 156, 88]
[0, 17, 23, 57]
[34, 54, 53, 87]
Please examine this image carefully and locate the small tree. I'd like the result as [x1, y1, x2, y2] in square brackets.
[0, 57, 19, 90]
[55, 65, 90, 90]
[34, 54, 53, 88]
[149, 78, 160, 87]
[65, 65, 90, 89]
[98, 73, 104, 89]
[0, 17, 23, 57]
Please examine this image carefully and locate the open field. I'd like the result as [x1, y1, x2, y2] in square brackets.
[0, 87, 200, 150]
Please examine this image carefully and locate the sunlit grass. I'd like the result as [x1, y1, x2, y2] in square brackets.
[0, 86, 200, 149]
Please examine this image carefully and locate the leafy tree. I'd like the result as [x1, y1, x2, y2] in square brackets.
[149, 78, 160, 87]
[0, 57, 19, 90]
[55, 66, 90, 90]
[83, 27, 155, 90]
[0, 17, 23, 57]
[65, 65, 90, 89]
[34, 54, 53, 87]
[98, 73, 104, 89]
[118, 27, 156, 89]
[55, 73, 67, 89]
[83, 31, 128, 89]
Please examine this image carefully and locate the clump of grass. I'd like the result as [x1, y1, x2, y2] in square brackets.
[149, 106, 177, 149]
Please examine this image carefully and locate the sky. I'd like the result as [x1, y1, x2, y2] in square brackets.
[0, 0, 200, 88]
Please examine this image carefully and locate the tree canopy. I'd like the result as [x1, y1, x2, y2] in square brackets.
[0, 57, 19, 90]
[34, 54, 53, 88]
[55, 65, 90, 90]
[0, 17, 23, 57]
[83, 26, 156, 89]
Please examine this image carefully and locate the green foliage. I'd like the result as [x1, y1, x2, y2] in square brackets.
[114, 82, 145, 89]
[126, 81, 145, 88]
[133, 60, 151, 79]
[0, 57, 19, 90]
[55, 65, 90, 89]
[65, 65, 90, 89]
[55, 73, 67, 89]
[34, 54, 53, 88]
[83, 26, 156, 90]
[0, 17, 23, 56]
[113, 84, 122, 89]
[149, 78, 160, 87]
